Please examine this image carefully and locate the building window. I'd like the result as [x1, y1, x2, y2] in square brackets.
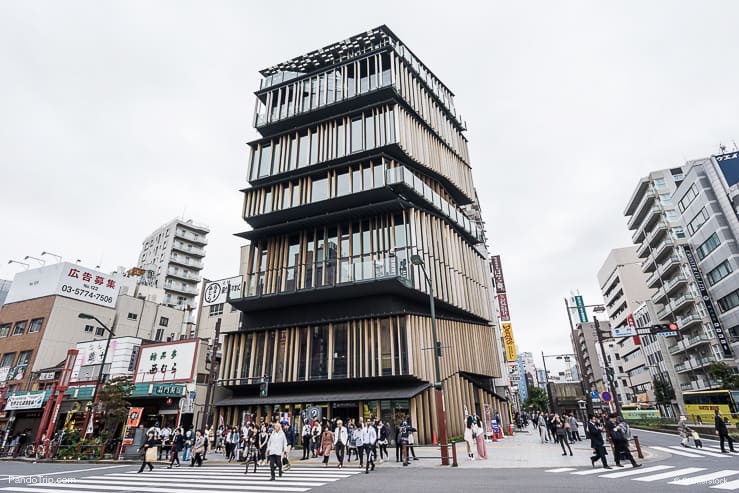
[678, 184, 699, 212]
[28, 318, 43, 334]
[154, 328, 164, 341]
[16, 350, 32, 366]
[718, 289, 739, 313]
[707, 260, 732, 286]
[0, 324, 10, 337]
[84, 325, 94, 333]
[11, 321, 27, 336]
[209, 304, 224, 316]
[159, 317, 169, 327]
[127, 313, 138, 321]
[0, 353, 15, 367]
[687, 207, 709, 235]
[95, 327, 105, 337]
[697, 233, 721, 260]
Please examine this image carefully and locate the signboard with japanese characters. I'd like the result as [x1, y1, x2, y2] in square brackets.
[4, 262, 120, 308]
[4, 392, 44, 410]
[502, 322, 517, 362]
[202, 276, 243, 306]
[133, 340, 198, 384]
[71, 337, 141, 382]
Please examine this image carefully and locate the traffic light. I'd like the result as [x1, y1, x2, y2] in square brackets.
[650, 323, 679, 332]
[606, 367, 615, 382]
[259, 380, 269, 398]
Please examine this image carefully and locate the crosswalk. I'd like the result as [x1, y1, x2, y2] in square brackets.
[0, 465, 362, 493]
[545, 444, 739, 490]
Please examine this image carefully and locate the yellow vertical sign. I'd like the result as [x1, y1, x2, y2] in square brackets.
[502, 322, 517, 362]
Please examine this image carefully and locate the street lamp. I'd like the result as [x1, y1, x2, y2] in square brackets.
[24, 255, 45, 266]
[78, 313, 115, 437]
[41, 251, 63, 263]
[7, 260, 29, 270]
[541, 352, 578, 414]
[410, 254, 449, 466]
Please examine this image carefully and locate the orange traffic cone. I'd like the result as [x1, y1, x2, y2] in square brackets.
[432, 432, 437, 445]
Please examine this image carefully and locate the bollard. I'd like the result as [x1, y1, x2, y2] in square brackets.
[451, 441, 458, 467]
[633, 435, 644, 459]
[402, 443, 408, 466]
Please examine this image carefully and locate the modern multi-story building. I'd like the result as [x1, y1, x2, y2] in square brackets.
[0, 279, 11, 307]
[217, 25, 505, 442]
[572, 319, 608, 396]
[137, 218, 209, 309]
[624, 155, 738, 394]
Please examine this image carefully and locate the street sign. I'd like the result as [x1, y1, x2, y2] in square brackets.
[613, 326, 637, 337]
[590, 391, 600, 399]
[574, 295, 588, 323]
[601, 391, 612, 402]
[656, 331, 678, 337]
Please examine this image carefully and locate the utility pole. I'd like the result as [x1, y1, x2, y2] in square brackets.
[594, 316, 622, 416]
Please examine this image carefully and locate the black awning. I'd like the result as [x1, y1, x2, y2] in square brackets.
[459, 371, 508, 402]
[215, 382, 430, 407]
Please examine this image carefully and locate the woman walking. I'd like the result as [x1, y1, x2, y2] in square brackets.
[137, 431, 158, 473]
[321, 426, 334, 467]
[555, 415, 572, 456]
[538, 413, 549, 443]
[244, 424, 259, 474]
[475, 415, 487, 459]
[258, 425, 269, 466]
[168, 428, 184, 468]
[190, 430, 205, 467]
[266, 422, 287, 481]
[463, 415, 476, 460]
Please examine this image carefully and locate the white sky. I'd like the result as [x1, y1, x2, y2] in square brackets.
[2, 1, 739, 368]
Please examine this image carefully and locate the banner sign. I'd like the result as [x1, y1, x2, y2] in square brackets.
[134, 340, 198, 383]
[502, 322, 517, 362]
[490, 256, 506, 294]
[715, 151, 739, 187]
[202, 276, 243, 306]
[574, 295, 588, 323]
[123, 407, 144, 445]
[4, 393, 44, 410]
[683, 246, 732, 356]
[498, 293, 511, 321]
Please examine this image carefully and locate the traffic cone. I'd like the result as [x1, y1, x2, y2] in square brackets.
[432, 432, 437, 445]
[492, 430, 497, 442]
[508, 423, 513, 436]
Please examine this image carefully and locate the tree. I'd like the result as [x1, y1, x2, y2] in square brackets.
[653, 377, 675, 408]
[524, 386, 548, 412]
[708, 362, 739, 390]
[96, 375, 134, 439]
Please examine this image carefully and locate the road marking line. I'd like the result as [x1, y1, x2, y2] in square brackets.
[571, 468, 610, 475]
[633, 467, 706, 482]
[599, 465, 673, 479]
[669, 470, 739, 485]
[76, 478, 327, 487]
[710, 478, 739, 490]
[0, 482, 310, 492]
[545, 467, 576, 472]
[704, 447, 739, 456]
[3, 465, 129, 479]
[650, 446, 702, 457]
[669, 446, 729, 458]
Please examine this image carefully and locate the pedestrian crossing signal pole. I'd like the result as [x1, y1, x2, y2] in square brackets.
[259, 378, 269, 398]
[594, 316, 622, 416]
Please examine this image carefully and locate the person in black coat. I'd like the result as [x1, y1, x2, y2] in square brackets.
[715, 409, 736, 453]
[606, 413, 641, 468]
[168, 428, 184, 468]
[588, 415, 611, 469]
[138, 431, 158, 473]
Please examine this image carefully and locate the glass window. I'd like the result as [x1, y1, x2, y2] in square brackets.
[318, 73, 326, 106]
[380, 318, 392, 375]
[707, 260, 732, 286]
[309, 325, 328, 379]
[363, 166, 373, 191]
[310, 77, 318, 109]
[333, 322, 348, 379]
[264, 190, 272, 213]
[297, 327, 308, 380]
[0, 324, 10, 337]
[0, 352, 15, 367]
[298, 132, 309, 168]
[258, 143, 272, 178]
[381, 52, 392, 86]
[697, 233, 721, 260]
[335, 68, 343, 101]
[350, 116, 363, 153]
[209, 304, 224, 316]
[336, 121, 345, 158]
[368, 56, 377, 91]
[288, 135, 298, 170]
[387, 107, 396, 142]
[28, 318, 43, 333]
[718, 289, 739, 313]
[374, 161, 385, 187]
[282, 184, 291, 209]
[687, 207, 709, 235]
[346, 63, 356, 98]
[366, 113, 375, 149]
[12, 321, 26, 336]
[292, 182, 301, 207]
[359, 58, 369, 94]
[311, 177, 328, 202]
[678, 184, 698, 212]
[352, 168, 362, 193]
[337, 171, 350, 196]
[310, 130, 319, 164]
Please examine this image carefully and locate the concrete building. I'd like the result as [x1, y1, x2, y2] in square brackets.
[624, 156, 738, 395]
[0, 279, 11, 307]
[137, 218, 209, 310]
[218, 25, 505, 442]
[519, 352, 539, 389]
[572, 319, 607, 396]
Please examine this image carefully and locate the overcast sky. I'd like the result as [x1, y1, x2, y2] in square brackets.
[2, 1, 738, 370]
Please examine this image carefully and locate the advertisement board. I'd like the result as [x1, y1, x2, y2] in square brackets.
[5, 262, 120, 308]
[490, 256, 506, 294]
[502, 322, 517, 362]
[4, 393, 44, 410]
[497, 293, 511, 321]
[133, 339, 198, 383]
[715, 151, 739, 187]
[202, 276, 243, 306]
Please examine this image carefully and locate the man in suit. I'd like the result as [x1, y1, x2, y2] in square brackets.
[333, 419, 348, 468]
[588, 415, 611, 469]
[715, 409, 736, 453]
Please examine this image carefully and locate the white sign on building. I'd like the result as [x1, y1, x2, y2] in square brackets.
[4, 393, 44, 411]
[4, 262, 121, 308]
[202, 276, 243, 306]
[134, 340, 198, 384]
[71, 337, 142, 382]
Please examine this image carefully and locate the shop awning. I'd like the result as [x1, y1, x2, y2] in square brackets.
[459, 371, 508, 402]
[215, 382, 430, 407]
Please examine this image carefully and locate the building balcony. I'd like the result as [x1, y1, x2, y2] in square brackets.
[668, 341, 685, 355]
[652, 238, 675, 263]
[652, 289, 668, 306]
[671, 293, 695, 315]
[641, 256, 657, 274]
[636, 241, 650, 259]
[175, 227, 209, 245]
[169, 255, 204, 270]
[165, 283, 199, 296]
[664, 274, 688, 297]
[694, 355, 718, 368]
[647, 221, 669, 247]
[626, 192, 657, 230]
[172, 242, 206, 258]
[678, 312, 704, 330]
[684, 334, 712, 349]
[680, 382, 695, 391]
[674, 362, 687, 373]
[657, 255, 681, 278]
[646, 271, 662, 289]
[166, 268, 201, 283]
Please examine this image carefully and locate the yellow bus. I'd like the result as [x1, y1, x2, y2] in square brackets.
[683, 390, 739, 424]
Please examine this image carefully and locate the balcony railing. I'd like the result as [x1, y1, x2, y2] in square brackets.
[169, 255, 204, 270]
[668, 341, 685, 355]
[678, 312, 703, 329]
[685, 334, 711, 348]
[680, 382, 695, 391]
[166, 268, 201, 283]
[664, 274, 688, 294]
[657, 255, 681, 276]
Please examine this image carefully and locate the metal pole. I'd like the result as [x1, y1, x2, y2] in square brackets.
[594, 316, 622, 416]
[541, 352, 553, 412]
[85, 318, 114, 438]
[564, 298, 594, 419]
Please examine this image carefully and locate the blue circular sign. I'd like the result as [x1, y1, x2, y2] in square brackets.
[601, 391, 612, 402]
[590, 391, 600, 399]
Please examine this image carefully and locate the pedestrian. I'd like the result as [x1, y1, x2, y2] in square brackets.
[301, 419, 312, 460]
[333, 419, 348, 468]
[226, 426, 239, 462]
[548, 413, 559, 444]
[398, 420, 416, 466]
[588, 414, 611, 469]
[408, 423, 419, 461]
[677, 415, 692, 448]
[182, 428, 193, 462]
[353, 421, 365, 467]
[311, 420, 322, 458]
[376, 420, 389, 461]
[282, 421, 294, 470]
[321, 426, 335, 467]
[137, 431, 158, 473]
[475, 415, 487, 460]
[569, 414, 581, 442]
[463, 415, 476, 460]
[258, 425, 269, 465]
[555, 415, 572, 456]
[538, 413, 549, 443]
[159, 424, 172, 460]
[346, 423, 357, 464]
[168, 428, 184, 468]
[607, 413, 641, 468]
[190, 430, 205, 467]
[715, 409, 736, 453]
[266, 422, 287, 481]
[362, 420, 377, 474]
[244, 424, 259, 474]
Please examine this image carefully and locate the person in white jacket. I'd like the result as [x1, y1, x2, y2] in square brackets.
[362, 421, 377, 474]
[333, 419, 349, 468]
[266, 422, 287, 481]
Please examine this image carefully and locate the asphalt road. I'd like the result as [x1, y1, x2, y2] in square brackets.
[0, 429, 736, 493]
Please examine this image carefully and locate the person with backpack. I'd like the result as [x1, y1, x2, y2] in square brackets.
[300, 419, 312, 460]
[352, 421, 365, 467]
[554, 415, 572, 456]
[282, 422, 294, 471]
[607, 413, 641, 468]
[398, 421, 416, 466]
